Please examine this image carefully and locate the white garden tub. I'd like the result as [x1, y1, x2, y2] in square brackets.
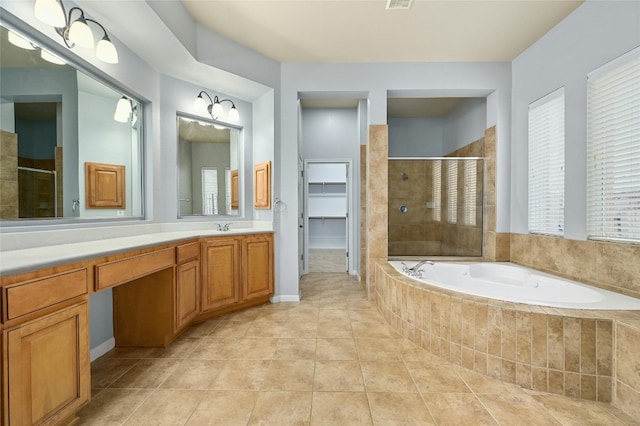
[389, 261, 640, 310]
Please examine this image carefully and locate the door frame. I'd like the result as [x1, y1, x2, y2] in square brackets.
[302, 159, 353, 275]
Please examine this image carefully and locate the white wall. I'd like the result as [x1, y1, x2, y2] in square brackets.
[389, 118, 443, 157]
[510, 1, 640, 239]
[443, 97, 486, 155]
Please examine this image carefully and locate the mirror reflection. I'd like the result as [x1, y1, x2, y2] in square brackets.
[0, 25, 143, 221]
[178, 115, 240, 217]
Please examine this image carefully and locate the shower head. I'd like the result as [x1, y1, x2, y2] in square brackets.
[401, 172, 408, 180]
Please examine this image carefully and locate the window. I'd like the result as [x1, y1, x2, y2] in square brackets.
[432, 160, 441, 221]
[528, 88, 565, 236]
[463, 160, 477, 226]
[587, 49, 640, 242]
[446, 160, 457, 224]
[202, 167, 218, 215]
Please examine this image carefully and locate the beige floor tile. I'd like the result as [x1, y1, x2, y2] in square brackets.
[274, 338, 317, 360]
[210, 360, 271, 390]
[110, 358, 181, 389]
[225, 306, 263, 322]
[123, 389, 204, 425]
[181, 319, 221, 337]
[147, 336, 202, 358]
[317, 320, 354, 338]
[314, 360, 365, 391]
[478, 393, 562, 425]
[397, 340, 444, 362]
[160, 359, 225, 389]
[356, 338, 401, 361]
[280, 320, 319, 338]
[424, 393, 498, 425]
[316, 338, 358, 360]
[319, 309, 351, 322]
[311, 392, 372, 426]
[531, 394, 633, 426]
[368, 392, 435, 425]
[105, 347, 154, 359]
[457, 367, 525, 394]
[352, 319, 395, 338]
[186, 391, 258, 426]
[208, 320, 251, 338]
[90, 357, 140, 389]
[188, 337, 237, 360]
[262, 359, 315, 391]
[77, 389, 152, 425]
[244, 320, 286, 338]
[361, 361, 418, 393]
[249, 391, 312, 425]
[405, 361, 472, 394]
[227, 337, 278, 359]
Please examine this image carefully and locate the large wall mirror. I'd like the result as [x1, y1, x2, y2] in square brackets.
[177, 114, 241, 218]
[0, 24, 143, 222]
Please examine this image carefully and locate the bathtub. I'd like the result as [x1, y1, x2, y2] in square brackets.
[389, 261, 640, 310]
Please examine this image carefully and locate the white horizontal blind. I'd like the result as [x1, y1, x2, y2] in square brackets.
[446, 160, 457, 224]
[528, 88, 565, 236]
[432, 160, 441, 221]
[587, 49, 640, 242]
[202, 167, 218, 215]
[463, 160, 477, 226]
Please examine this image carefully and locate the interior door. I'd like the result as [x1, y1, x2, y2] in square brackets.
[298, 157, 305, 275]
[344, 164, 350, 272]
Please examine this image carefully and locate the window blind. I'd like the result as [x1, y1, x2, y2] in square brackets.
[463, 160, 477, 226]
[587, 48, 640, 242]
[432, 160, 441, 221]
[202, 167, 218, 215]
[528, 88, 565, 236]
[447, 160, 457, 224]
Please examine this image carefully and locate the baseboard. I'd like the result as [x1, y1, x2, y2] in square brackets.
[90, 337, 115, 361]
[270, 294, 301, 303]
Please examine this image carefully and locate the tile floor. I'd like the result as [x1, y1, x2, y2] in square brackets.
[79, 273, 639, 425]
[308, 249, 347, 273]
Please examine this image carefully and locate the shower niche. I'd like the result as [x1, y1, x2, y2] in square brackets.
[388, 158, 484, 257]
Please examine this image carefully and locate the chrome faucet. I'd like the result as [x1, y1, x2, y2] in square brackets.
[401, 260, 434, 278]
[216, 223, 232, 231]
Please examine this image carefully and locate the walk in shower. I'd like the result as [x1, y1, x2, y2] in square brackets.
[388, 157, 484, 257]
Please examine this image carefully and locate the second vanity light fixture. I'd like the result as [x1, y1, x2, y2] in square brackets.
[34, 0, 119, 64]
[194, 91, 240, 123]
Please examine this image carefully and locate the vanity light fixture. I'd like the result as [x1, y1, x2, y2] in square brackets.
[7, 29, 66, 65]
[194, 90, 240, 123]
[114, 96, 133, 123]
[34, 0, 119, 64]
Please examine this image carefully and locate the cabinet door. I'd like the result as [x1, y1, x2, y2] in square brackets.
[242, 234, 274, 301]
[202, 238, 241, 311]
[176, 260, 200, 331]
[6, 303, 89, 425]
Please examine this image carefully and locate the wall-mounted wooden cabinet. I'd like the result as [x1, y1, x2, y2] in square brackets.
[254, 161, 271, 209]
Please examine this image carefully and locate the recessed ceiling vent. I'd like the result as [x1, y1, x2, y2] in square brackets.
[386, 0, 413, 10]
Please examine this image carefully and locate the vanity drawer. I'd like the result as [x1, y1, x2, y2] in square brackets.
[5, 269, 88, 320]
[176, 242, 200, 264]
[95, 248, 175, 290]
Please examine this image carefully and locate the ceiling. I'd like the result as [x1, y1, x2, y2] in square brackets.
[181, 0, 583, 64]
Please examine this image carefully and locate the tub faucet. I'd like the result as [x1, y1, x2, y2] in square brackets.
[409, 260, 433, 271]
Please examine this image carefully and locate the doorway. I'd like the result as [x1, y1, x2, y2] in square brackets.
[303, 160, 351, 274]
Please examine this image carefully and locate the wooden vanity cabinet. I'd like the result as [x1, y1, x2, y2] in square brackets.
[175, 242, 201, 331]
[242, 233, 274, 301]
[4, 302, 89, 426]
[201, 237, 241, 311]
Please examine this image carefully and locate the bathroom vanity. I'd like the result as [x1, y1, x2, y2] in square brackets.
[0, 229, 274, 426]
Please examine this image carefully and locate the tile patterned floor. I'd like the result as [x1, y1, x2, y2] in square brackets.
[309, 249, 347, 273]
[79, 273, 639, 425]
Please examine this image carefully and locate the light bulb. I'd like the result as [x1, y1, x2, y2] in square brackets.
[68, 17, 94, 48]
[8, 30, 36, 50]
[40, 49, 66, 65]
[194, 94, 208, 113]
[34, 0, 66, 28]
[211, 101, 224, 118]
[96, 36, 118, 64]
[114, 96, 132, 122]
[228, 106, 240, 123]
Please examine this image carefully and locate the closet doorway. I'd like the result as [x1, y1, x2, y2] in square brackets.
[303, 160, 351, 274]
